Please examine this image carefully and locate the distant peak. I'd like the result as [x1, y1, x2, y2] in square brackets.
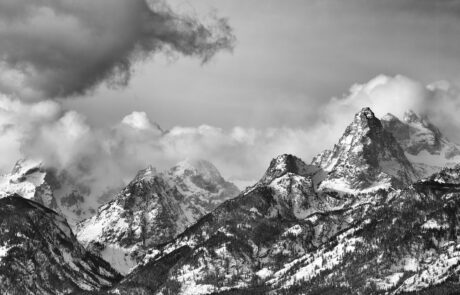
[170, 158, 223, 182]
[358, 107, 376, 120]
[403, 110, 421, 124]
[174, 158, 218, 173]
[381, 113, 399, 122]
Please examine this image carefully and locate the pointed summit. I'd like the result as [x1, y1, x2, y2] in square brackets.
[357, 107, 377, 121]
[348, 107, 384, 137]
[313, 107, 417, 192]
[260, 154, 321, 185]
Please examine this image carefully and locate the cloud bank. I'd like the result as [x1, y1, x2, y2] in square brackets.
[321, 75, 460, 144]
[0, 0, 235, 100]
[0, 74, 459, 196]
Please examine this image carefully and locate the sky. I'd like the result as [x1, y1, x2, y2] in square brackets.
[64, 0, 460, 129]
[1, 0, 460, 195]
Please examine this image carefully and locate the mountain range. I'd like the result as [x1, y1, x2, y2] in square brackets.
[76, 160, 239, 275]
[1, 107, 460, 294]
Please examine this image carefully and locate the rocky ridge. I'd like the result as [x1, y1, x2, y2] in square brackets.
[76, 160, 239, 274]
[312, 107, 418, 193]
[0, 195, 121, 295]
[381, 110, 460, 177]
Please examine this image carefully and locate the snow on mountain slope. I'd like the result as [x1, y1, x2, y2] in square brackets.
[167, 159, 240, 215]
[111, 158, 460, 294]
[381, 110, 460, 178]
[312, 107, 418, 193]
[107, 109, 460, 295]
[76, 160, 239, 274]
[266, 166, 460, 294]
[50, 169, 121, 228]
[0, 159, 117, 228]
[0, 194, 121, 295]
[109, 154, 378, 294]
[0, 159, 58, 211]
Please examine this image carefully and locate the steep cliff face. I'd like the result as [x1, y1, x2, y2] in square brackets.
[76, 160, 239, 274]
[312, 107, 418, 193]
[0, 195, 121, 295]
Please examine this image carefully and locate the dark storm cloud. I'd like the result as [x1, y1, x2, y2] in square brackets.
[0, 0, 235, 99]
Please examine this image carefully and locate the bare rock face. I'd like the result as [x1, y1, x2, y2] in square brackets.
[313, 107, 418, 192]
[0, 195, 121, 295]
[75, 160, 239, 274]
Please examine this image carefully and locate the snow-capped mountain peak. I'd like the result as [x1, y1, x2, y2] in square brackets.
[76, 160, 239, 274]
[259, 154, 324, 186]
[381, 109, 460, 177]
[170, 158, 224, 183]
[313, 107, 418, 192]
[0, 159, 59, 211]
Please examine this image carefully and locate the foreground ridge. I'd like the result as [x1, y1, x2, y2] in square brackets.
[0, 195, 121, 295]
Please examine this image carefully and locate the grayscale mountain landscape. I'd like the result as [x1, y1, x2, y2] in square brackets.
[1, 0, 460, 294]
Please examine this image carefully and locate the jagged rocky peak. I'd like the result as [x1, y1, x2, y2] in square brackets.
[313, 107, 417, 192]
[112, 155, 327, 295]
[114, 148, 460, 295]
[170, 158, 225, 183]
[381, 109, 460, 177]
[382, 109, 447, 154]
[347, 107, 383, 138]
[260, 154, 322, 185]
[0, 194, 121, 294]
[76, 159, 240, 274]
[0, 159, 59, 211]
[0, 159, 109, 227]
[167, 158, 240, 206]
